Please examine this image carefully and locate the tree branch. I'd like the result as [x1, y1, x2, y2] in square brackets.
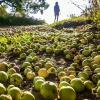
[70, 0, 84, 11]
[4, 1, 12, 7]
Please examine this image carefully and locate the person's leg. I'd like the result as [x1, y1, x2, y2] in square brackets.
[57, 15, 58, 21]
[54, 14, 57, 22]
[57, 14, 59, 21]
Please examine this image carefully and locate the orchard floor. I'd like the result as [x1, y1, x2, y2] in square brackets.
[0, 24, 100, 100]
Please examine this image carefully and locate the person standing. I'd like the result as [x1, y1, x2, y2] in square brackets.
[54, 2, 60, 22]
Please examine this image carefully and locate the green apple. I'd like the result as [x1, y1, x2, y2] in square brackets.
[40, 81, 58, 100]
[59, 86, 76, 100]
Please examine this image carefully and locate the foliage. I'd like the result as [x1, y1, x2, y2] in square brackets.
[0, 0, 49, 16]
[67, 0, 100, 27]
[90, 10, 100, 26]
[0, 5, 8, 16]
[0, 15, 45, 26]
[0, 0, 23, 12]
[84, 0, 100, 26]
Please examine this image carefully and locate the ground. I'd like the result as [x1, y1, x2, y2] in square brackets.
[0, 19, 100, 100]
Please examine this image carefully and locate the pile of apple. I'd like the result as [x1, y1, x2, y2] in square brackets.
[0, 31, 100, 100]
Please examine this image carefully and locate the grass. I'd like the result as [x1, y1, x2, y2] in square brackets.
[50, 16, 89, 27]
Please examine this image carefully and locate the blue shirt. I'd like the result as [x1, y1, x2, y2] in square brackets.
[54, 5, 60, 15]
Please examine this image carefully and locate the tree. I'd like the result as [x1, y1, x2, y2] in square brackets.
[68, 0, 100, 26]
[0, 0, 49, 16]
[0, 0, 23, 11]
[87, 0, 100, 26]
[23, 0, 49, 15]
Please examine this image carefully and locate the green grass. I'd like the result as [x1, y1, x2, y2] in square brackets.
[50, 16, 89, 27]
